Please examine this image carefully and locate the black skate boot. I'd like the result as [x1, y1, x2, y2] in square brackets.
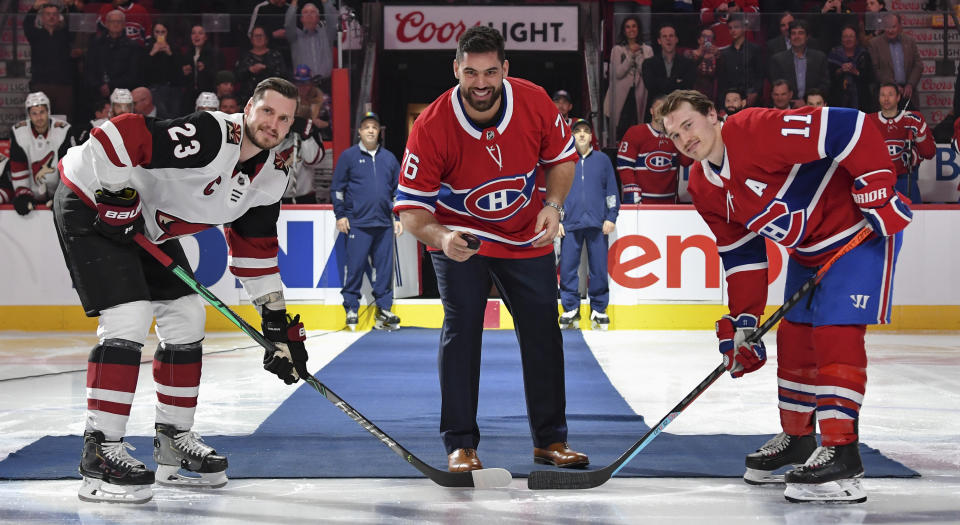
[559, 309, 580, 330]
[374, 308, 400, 331]
[784, 442, 866, 503]
[154, 423, 228, 488]
[78, 430, 155, 504]
[743, 432, 818, 485]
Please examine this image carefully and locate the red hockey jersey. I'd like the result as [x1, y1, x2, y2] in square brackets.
[394, 77, 576, 259]
[617, 123, 692, 204]
[865, 110, 936, 176]
[688, 106, 898, 317]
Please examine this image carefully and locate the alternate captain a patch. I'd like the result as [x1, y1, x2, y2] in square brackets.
[225, 121, 242, 145]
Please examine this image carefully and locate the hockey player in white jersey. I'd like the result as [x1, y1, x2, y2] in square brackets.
[9, 91, 75, 215]
[53, 78, 310, 504]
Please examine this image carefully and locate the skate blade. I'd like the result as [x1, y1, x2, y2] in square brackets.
[784, 478, 866, 504]
[347, 324, 357, 332]
[373, 322, 398, 331]
[156, 465, 228, 488]
[743, 467, 787, 485]
[591, 321, 609, 331]
[78, 477, 153, 504]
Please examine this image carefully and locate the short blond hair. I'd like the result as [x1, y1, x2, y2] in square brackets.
[658, 90, 715, 122]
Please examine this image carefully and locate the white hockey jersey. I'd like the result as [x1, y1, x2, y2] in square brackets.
[59, 111, 297, 300]
[9, 117, 74, 200]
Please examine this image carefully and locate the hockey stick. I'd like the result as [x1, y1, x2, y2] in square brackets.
[133, 233, 512, 488]
[528, 226, 873, 490]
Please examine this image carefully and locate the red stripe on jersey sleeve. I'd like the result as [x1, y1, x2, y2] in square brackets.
[91, 114, 154, 168]
[9, 161, 27, 177]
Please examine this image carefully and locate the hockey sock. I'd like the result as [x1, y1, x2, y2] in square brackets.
[153, 341, 202, 431]
[814, 324, 867, 447]
[86, 339, 143, 441]
[776, 319, 817, 436]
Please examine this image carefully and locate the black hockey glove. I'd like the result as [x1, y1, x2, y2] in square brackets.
[13, 188, 34, 216]
[261, 309, 309, 384]
[93, 188, 144, 243]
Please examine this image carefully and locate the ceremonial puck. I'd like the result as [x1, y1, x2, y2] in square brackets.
[461, 233, 481, 250]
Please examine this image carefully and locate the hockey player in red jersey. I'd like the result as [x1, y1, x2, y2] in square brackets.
[395, 25, 588, 473]
[866, 82, 936, 203]
[661, 90, 911, 504]
[53, 78, 310, 504]
[617, 95, 693, 204]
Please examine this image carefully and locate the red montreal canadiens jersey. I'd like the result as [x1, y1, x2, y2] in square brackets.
[865, 110, 936, 177]
[617, 123, 692, 204]
[688, 107, 897, 317]
[394, 77, 576, 259]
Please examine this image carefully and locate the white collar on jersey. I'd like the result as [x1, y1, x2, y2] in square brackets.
[450, 78, 515, 140]
[877, 109, 906, 124]
[700, 142, 730, 188]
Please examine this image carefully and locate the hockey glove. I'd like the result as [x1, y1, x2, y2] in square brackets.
[93, 188, 144, 243]
[13, 188, 34, 216]
[716, 313, 767, 378]
[261, 309, 309, 385]
[851, 172, 912, 236]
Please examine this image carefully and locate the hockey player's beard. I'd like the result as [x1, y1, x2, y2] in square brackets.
[460, 83, 503, 113]
[245, 121, 282, 151]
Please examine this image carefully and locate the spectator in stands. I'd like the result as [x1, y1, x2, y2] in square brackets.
[869, 13, 922, 105]
[215, 71, 237, 100]
[858, 0, 887, 47]
[699, 0, 759, 50]
[605, 16, 654, 139]
[236, 25, 288, 101]
[249, 0, 291, 58]
[721, 87, 746, 118]
[281, 117, 326, 204]
[85, 10, 143, 102]
[293, 65, 333, 141]
[180, 23, 223, 114]
[717, 14, 762, 107]
[24, 1, 75, 121]
[97, 0, 151, 46]
[770, 79, 794, 109]
[816, 0, 856, 52]
[766, 12, 795, 58]
[219, 95, 241, 114]
[684, 27, 720, 104]
[828, 24, 875, 112]
[868, 83, 936, 202]
[144, 22, 181, 119]
[611, 0, 652, 44]
[131, 87, 157, 117]
[804, 88, 827, 107]
[553, 90, 575, 127]
[768, 20, 829, 105]
[642, 25, 695, 122]
[285, 0, 339, 92]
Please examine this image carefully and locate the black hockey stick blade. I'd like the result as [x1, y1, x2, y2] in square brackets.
[528, 227, 872, 490]
[133, 233, 512, 489]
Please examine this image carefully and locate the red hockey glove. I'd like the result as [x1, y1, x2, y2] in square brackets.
[716, 313, 767, 378]
[93, 188, 144, 242]
[262, 309, 309, 385]
[851, 172, 912, 236]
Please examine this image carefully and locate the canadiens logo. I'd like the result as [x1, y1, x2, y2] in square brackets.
[884, 139, 904, 158]
[155, 210, 212, 241]
[273, 146, 295, 174]
[225, 121, 242, 145]
[460, 172, 534, 221]
[643, 152, 674, 172]
[746, 200, 807, 248]
[31, 151, 56, 185]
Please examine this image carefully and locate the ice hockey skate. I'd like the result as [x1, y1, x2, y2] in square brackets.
[78, 430, 155, 504]
[153, 423, 228, 488]
[743, 432, 817, 485]
[784, 443, 867, 503]
[374, 308, 400, 331]
[346, 310, 358, 331]
[590, 310, 610, 331]
[559, 309, 580, 330]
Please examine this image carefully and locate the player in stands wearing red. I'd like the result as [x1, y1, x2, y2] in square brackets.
[9, 91, 75, 216]
[617, 95, 692, 204]
[866, 82, 936, 203]
[53, 78, 310, 504]
[395, 26, 588, 473]
[660, 90, 910, 504]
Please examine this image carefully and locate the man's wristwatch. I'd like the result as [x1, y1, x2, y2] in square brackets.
[544, 201, 565, 221]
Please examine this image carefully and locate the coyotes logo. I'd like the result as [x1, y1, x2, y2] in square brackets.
[225, 121, 242, 145]
[31, 151, 56, 185]
[273, 145, 295, 174]
[155, 209, 212, 241]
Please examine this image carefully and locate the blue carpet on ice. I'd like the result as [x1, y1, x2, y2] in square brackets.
[0, 328, 917, 479]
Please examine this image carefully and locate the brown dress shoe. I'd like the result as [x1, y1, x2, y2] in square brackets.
[448, 448, 483, 472]
[533, 442, 589, 468]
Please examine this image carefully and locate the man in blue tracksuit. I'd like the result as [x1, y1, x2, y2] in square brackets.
[332, 111, 402, 331]
[559, 119, 620, 330]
